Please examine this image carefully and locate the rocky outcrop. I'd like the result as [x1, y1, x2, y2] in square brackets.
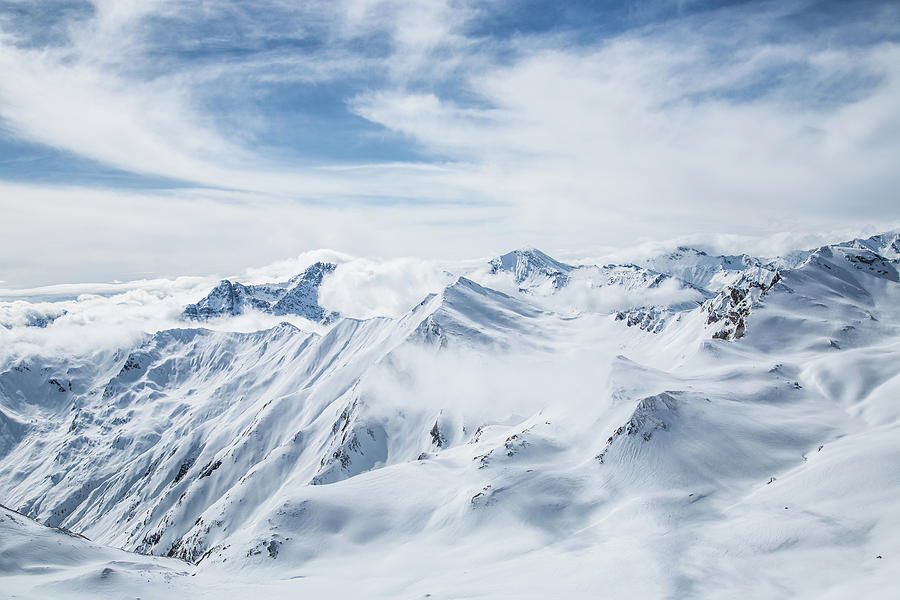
[615, 306, 673, 333]
[705, 270, 781, 340]
[311, 398, 388, 485]
[270, 262, 338, 322]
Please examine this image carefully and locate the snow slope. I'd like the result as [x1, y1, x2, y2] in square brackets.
[0, 504, 192, 600]
[1, 231, 899, 598]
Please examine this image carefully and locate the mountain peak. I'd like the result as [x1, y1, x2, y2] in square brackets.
[489, 248, 573, 289]
[183, 262, 339, 323]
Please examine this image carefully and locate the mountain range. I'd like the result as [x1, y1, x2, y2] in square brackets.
[1, 231, 898, 599]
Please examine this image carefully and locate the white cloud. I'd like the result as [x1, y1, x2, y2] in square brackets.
[352, 34, 900, 244]
[550, 273, 703, 315]
[359, 341, 609, 428]
[0, 1, 898, 287]
[318, 257, 455, 319]
[0, 23, 242, 183]
[241, 250, 356, 285]
[0, 0, 478, 195]
[0, 284, 195, 367]
[0, 181, 507, 288]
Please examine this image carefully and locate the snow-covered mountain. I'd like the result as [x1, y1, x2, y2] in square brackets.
[484, 247, 702, 333]
[487, 247, 677, 296]
[183, 261, 338, 323]
[636, 246, 775, 292]
[489, 248, 575, 290]
[1, 231, 899, 599]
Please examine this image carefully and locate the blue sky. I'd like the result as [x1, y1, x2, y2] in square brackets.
[0, 0, 899, 287]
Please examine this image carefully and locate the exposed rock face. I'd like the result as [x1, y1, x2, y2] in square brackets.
[183, 262, 339, 323]
[311, 397, 389, 486]
[705, 271, 781, 340]
[615, 306, 674, 333]
[430, 421, 446, 448]
[182, 280, 272, 320]
[25, 310, 67, 328]
[271, 262, 339, 323]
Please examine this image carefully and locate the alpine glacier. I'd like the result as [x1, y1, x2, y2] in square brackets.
[1, 232, 899, 599]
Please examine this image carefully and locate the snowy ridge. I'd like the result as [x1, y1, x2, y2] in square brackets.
[1, 232, 899, 598]
[846, 231, 900, 261]
[412, 276, 547, 349]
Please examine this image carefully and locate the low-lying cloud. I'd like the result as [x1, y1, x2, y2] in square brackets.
[318, 258, 455, 319]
